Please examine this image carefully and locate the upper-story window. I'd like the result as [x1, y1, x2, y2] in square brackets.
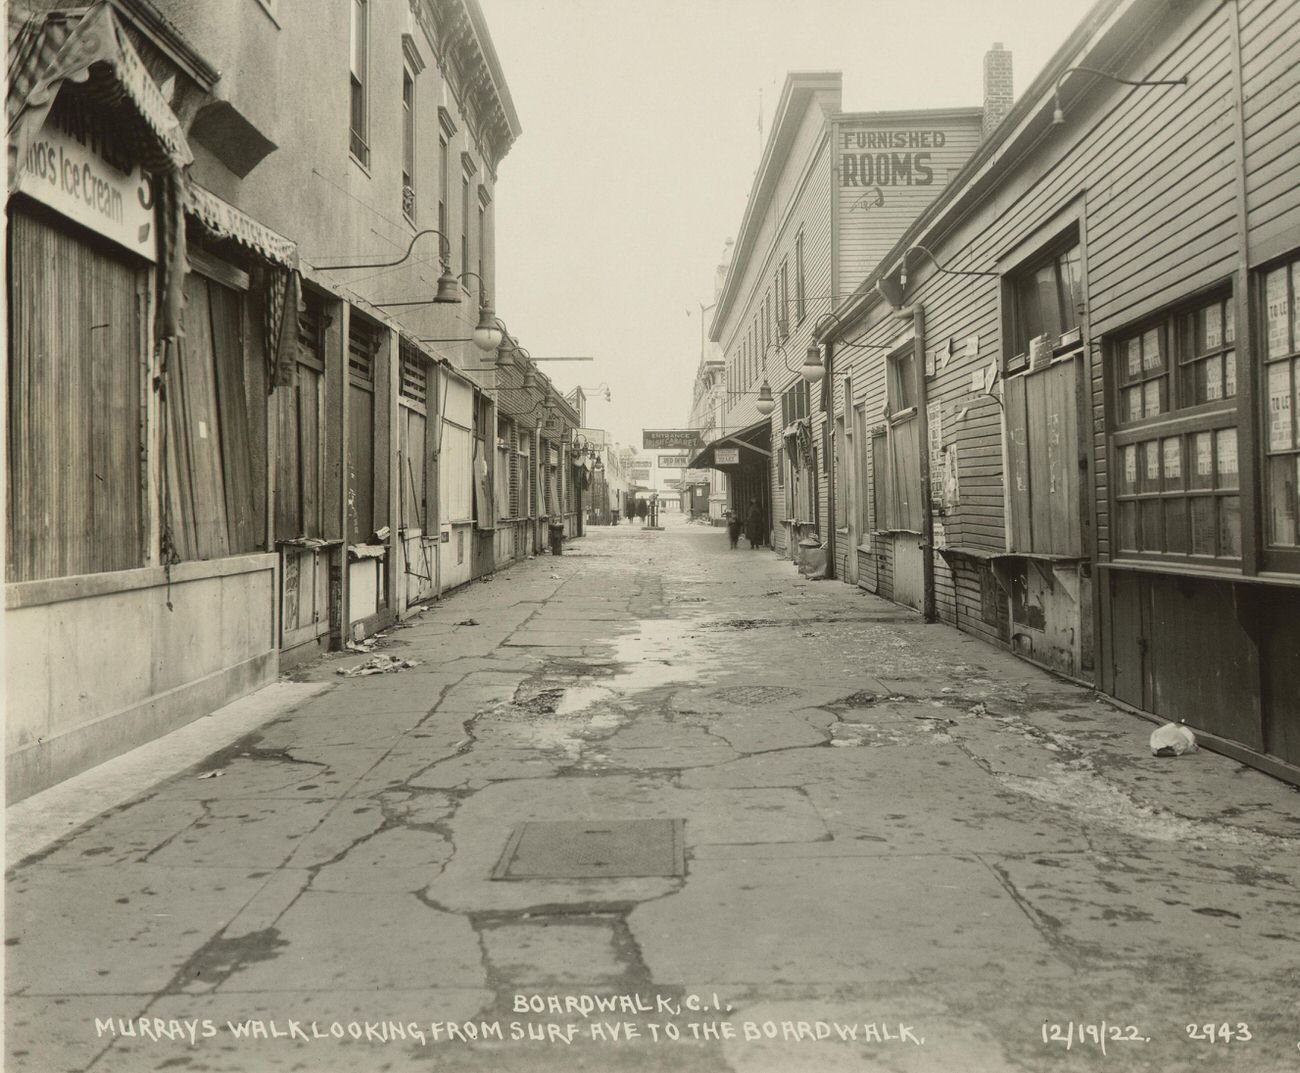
[795, 229, 806, 323]
[1006, 237, 1083, 372]
[349, 0, 369, 166]
[1109, 289, 1239, 564]
[777, 258, 790, 339]
[477, 188, 488, 293]
[401, 67, 415, 220]
[1263, 255, 1300, 559]
[438, 136, 448, 238]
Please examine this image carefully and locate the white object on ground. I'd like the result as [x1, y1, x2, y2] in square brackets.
[1150, 722, 1198, 757]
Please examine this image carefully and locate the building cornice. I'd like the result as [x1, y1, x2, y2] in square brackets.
[423, 0, 521, 174]
[710, 72, 841, 338]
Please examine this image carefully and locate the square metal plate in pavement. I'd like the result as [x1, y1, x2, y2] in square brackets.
[491, 819, 685, 880]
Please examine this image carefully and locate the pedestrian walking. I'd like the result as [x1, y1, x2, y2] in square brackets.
[636, 498, 648, 524]
[726, 509, 742, 550]
[746, 501, 766, 549]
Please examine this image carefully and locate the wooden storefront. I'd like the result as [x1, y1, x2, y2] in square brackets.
[822, 0, 1300, 781]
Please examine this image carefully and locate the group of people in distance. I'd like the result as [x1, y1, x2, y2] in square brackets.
[727, 502, 768, 550]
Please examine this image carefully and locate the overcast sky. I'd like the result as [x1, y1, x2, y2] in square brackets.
[479, 0, 1097, 455]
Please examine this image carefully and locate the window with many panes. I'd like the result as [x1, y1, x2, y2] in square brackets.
[1007, 237, 1083, 372]
[1110, 290, 1239, 563]
[777, 260, 789, 339]
[1264, 256, 1300, 557]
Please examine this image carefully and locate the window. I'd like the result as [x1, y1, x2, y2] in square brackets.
[1110, 291, 1239, 564]
[349, 0, 368, 165]
[778, 258, 790, 339]
[781, 381, 810, 426]
[763, 292, 771, 356]
[477, 188, 487, 291]
[1007, 238, 1083, 371]
[438, 136, 448, 239]
[461, 170, 470, 274]
[888, 348, 917, 413]
[795, 230, 806, 323]
[401, 67, 415, 219]
[1264, 257, 1300, 552]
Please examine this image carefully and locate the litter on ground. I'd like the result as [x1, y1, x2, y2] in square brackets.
[338, 655, 420, 677]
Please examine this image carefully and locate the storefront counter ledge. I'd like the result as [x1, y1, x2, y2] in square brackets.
[5, 554, 279, 803]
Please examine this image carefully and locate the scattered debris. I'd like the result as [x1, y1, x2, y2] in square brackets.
[456, 618, 480, 627]
[337, 654, 420, 677]
[549, 574, 561, 580]
[969, 702, 988, 716]
[345, 638, 379, 653]
[196, 770, 224, 780]
[1150, 722, 1198, 757]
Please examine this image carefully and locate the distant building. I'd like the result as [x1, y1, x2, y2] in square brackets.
[692, 57, 1009, 553]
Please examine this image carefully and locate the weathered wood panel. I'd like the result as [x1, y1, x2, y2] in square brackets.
[7, 208, 145, 581]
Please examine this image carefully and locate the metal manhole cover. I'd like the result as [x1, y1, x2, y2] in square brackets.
[711, 685, 801, 706]
[492, 819, 685, 880]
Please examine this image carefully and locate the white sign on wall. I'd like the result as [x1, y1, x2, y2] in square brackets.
[715, 448, 741, 465]
[658, 455, 690, 468]
[16, 110, 157, 262]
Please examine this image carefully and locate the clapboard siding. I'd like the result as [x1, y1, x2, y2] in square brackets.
[828, 0, 1249, 642]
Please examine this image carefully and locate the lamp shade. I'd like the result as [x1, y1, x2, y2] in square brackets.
[756, 380, 775, 415]
[802, 342, 826, 384]
[473, 303, 504, 351]
[522, 366, 538, 391]
[434, 266, 461, 303]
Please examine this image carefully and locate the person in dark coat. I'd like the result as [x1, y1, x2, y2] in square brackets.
[746, 501, 766, 549]
[726, 509, 742, 549]
[636, 498, 649, 523]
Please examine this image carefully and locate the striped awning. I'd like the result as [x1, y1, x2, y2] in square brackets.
[7, 2, 192, 183]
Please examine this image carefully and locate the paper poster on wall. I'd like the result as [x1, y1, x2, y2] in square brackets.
[927, 401, 944, 504]
[964, 334, 979, 360]
[1269, 362, 1293, 451]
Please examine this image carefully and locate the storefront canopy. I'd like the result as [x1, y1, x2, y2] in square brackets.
[687, 417, 772, 471]
[8, 2, 193, 182]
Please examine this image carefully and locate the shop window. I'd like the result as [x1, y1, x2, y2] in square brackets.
[1109, 289, 1239, 564]
[349, 0, 369, 166]
[1263, 256, 1300, 556]
[1006, 237, 1083, 372]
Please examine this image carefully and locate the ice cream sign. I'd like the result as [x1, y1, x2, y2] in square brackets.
[17, 101, 156, 261]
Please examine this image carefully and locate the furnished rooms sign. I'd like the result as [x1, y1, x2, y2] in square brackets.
[836, 112, 982, 287]
[16, 97, 157, 262]
[643, 429, 704, 451]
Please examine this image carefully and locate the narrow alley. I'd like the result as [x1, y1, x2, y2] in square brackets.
[7, 518, 1300, 1073]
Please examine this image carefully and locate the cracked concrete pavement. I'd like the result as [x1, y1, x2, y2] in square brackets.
[7, 517, 1300, 1072]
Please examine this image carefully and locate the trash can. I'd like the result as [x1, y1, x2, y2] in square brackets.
[798, 537, 826, 576]
[548, 522, 565, 556]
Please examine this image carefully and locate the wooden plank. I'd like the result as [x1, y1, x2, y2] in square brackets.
[300, 367, 323, 536]
[275, 385, 300, 539]
[1005, 375, 1032, 551]
[348, 382, 375, 542]
[180, 276, 229, 560]
[210, 280, 257, 553]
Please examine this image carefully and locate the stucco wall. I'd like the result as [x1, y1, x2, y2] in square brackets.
[5, 554, 278, 802]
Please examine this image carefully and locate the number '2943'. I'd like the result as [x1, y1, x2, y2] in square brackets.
[1187, 1023, 1252, 1043]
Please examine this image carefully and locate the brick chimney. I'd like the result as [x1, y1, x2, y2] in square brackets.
[983, 43, 1013, 138]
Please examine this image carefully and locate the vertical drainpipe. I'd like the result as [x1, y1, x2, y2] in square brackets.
[824, 340, 837, 579]
[911, 303, 937, 624]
